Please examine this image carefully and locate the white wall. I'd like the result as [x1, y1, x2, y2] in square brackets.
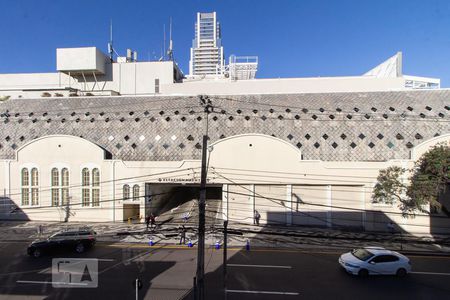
[57, 47, 107, 74]
[0, 61, 177, 99]
[163, 76, 407, 95]
[0, 133, 448, 234]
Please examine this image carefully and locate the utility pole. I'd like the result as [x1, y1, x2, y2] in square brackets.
[196, 95, 213, 300]
[223, 220, 228, 299]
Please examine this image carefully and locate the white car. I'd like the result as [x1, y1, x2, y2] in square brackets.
[339, 247, 411, 277]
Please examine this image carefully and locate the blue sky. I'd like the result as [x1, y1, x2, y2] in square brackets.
[1, 0, 449, 86]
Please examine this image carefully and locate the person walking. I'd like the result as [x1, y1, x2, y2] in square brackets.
[37, 224, 43, 237]
[179, 225, 186, 245]
[145, 214, 151, 231]
[254, 210, 261, 226]
[150, 213, 156, 229]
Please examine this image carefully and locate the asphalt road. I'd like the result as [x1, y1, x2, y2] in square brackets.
[0, 241, 449, 299]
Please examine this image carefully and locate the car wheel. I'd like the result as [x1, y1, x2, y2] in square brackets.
[32, 249, 41, 258]
[358, 269, 369, 277]
[396, 268, 407, 277]
[75, 243, 85, 253]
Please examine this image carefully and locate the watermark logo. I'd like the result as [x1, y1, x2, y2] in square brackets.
[52, 258, 98, 288]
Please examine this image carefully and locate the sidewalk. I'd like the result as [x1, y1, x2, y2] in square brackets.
[1, 220, 449, 255]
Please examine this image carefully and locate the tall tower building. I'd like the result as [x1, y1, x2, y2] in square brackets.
[189, 12, 224, 78]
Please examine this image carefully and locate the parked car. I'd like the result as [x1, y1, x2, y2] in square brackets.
[339, 247, 411, 277]
[27, 228, 97, 258]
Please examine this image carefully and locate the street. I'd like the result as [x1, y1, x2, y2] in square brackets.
[0, 240, 449, 299]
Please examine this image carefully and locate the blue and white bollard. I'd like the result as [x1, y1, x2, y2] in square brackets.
[246, 239, 250, 251]
[188, 239, 193, 247]
[149, 238, 155, 246]
[215, 241, 221, 250]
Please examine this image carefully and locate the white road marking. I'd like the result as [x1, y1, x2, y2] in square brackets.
[38, 268, 51, 274]
[226, 289, 299, 295]
[16, 280, 88, 286]
[410, 271, 450, 276]
[57, 258, 114, 262]
[228, 264, 292, 269]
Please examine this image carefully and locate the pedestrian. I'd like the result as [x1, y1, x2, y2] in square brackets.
[179, 225, 186, 245]
[254, 210, 261, 226]
[37, 224, 43, 237]
[150, 213, 156, 229]
[145, 214, 150, 231]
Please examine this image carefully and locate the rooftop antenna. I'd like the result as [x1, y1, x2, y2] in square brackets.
[108, 19, 113, 62]
[167, 17, 174, 61]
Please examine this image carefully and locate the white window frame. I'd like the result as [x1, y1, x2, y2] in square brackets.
[80, 166, 101, 208]
[123, 184, 130, 201]
[50, 166, 70, 207]
[20, 164, 40, 207]
[132, 184, 140, 201]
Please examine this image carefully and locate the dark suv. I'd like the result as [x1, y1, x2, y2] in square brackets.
[27, 228, 97, 258]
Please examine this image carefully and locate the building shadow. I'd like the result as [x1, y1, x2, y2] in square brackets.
[0, 196, 30, 221]
[0, 244, 176, 300]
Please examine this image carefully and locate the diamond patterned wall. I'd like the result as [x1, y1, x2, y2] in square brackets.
[0, 90, 449, 161]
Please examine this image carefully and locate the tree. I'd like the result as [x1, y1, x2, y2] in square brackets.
[373, 143, 450, 216]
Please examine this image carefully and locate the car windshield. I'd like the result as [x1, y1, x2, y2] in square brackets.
[351, 248, 374, 261]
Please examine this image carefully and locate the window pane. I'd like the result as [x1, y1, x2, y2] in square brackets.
[61, 168, 69, 186]
[386, 255, 399, 262]
[21, 188, 29, 206]
[133, 185, 140, 201]
[51, 168, 59, 186]
[31, 188, 39, 205]
[61, 188, 69, 206]
[51, 188, 59, 206]
[82, 168, 90, 186]
[31, 168, 38, 186]
[21, 168, 29, 186]
[123, 185, 130, 200]
[82, 188, 90, 206]
[92, 189, 100, 207]
[92, 168, 100, 187]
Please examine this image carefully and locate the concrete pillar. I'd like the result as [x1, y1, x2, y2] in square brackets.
[362, 185, 367, 231]
[222, 184, 228, 221]
[250, 184, 255, 223]
[286, 185, 292, 225]
[326, 185, 332, 227]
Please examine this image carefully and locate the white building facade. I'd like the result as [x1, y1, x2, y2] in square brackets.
[0, 92, 448, 236]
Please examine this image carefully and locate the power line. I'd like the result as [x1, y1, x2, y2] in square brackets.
[212, 95, 450, 120]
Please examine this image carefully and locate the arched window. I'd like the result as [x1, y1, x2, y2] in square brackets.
[91, 168, 100, 207]
[61, 168, 69, 206]
[133, 185, 140, 201]
[82, 168, 90, 186]
[81, 168, 90, 206]
[21, 168, 29, 186]
[51, 168, 70, 207]
[21, 168, 30, 206]
[123, 184, 130, 200]
[31, 168, 39, 206]
[51, 168, 59, 206]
